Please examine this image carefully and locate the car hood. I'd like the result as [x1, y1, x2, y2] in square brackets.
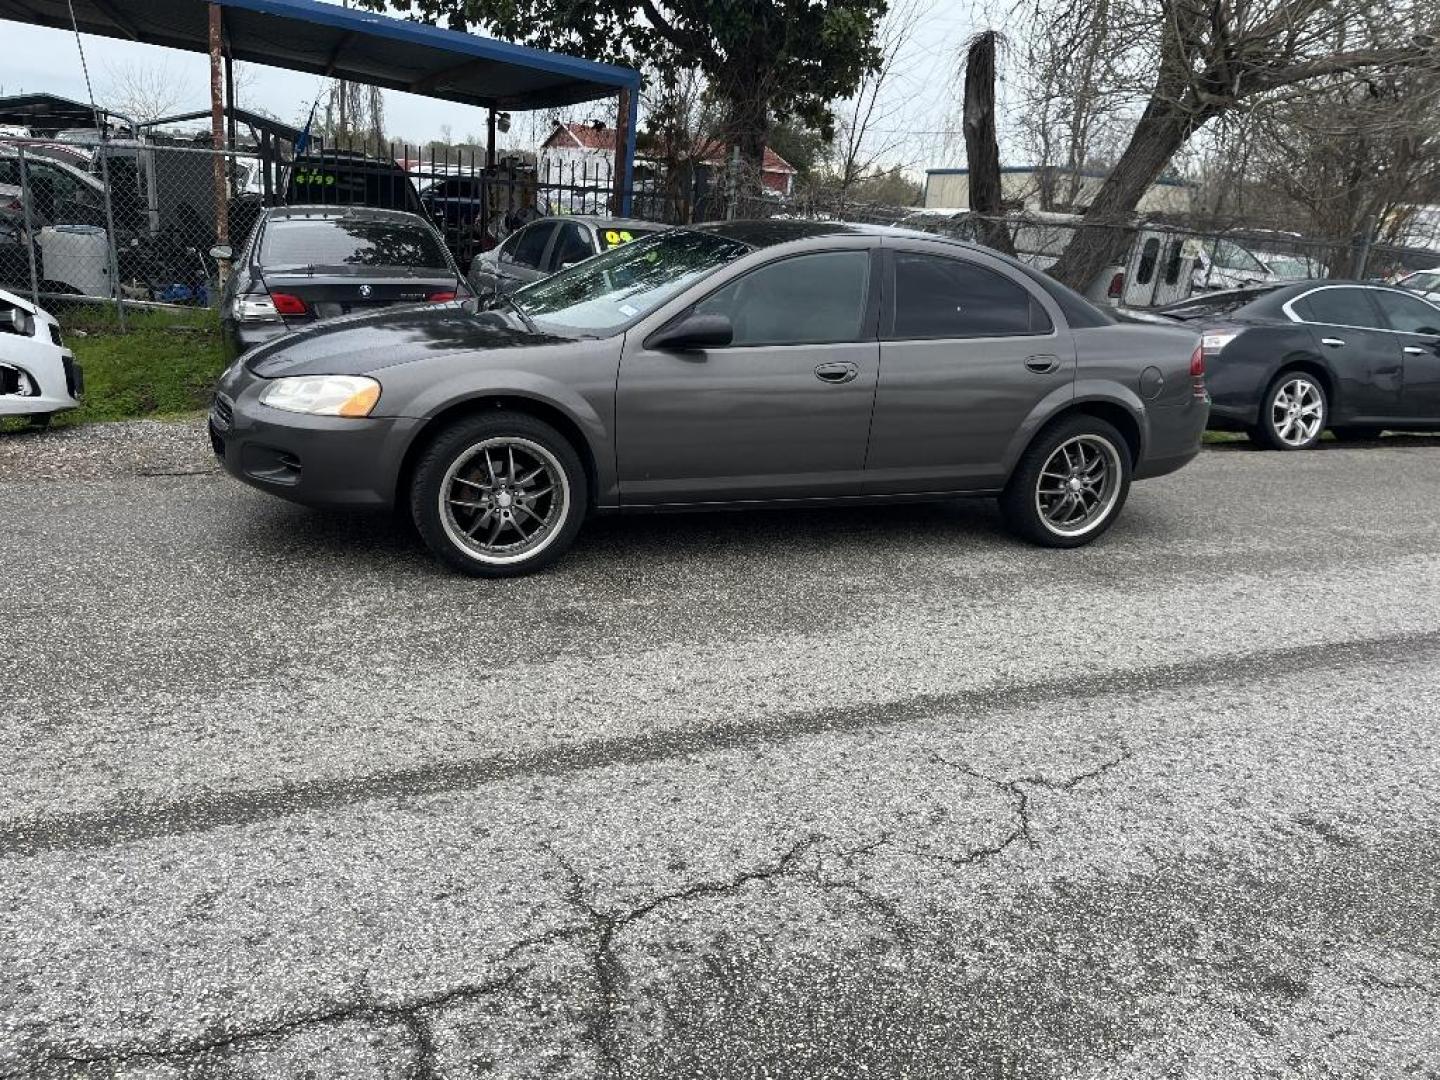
[244, 302, 569, 377]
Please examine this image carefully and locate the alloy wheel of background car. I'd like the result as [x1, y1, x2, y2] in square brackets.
[411, 412, 587, 577]
[999, 416, 1132, 549]
[1255, 373, 1326, 450]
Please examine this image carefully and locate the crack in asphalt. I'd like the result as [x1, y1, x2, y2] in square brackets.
[2, 630, 1434, 859]
[26, 934, 557, 1080]
[924, 746, 1133, 868]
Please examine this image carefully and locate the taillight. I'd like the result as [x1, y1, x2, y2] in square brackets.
[1107, 272, 1124, 299]
[1189, 342, 1207, 400]
[427, 290, 457, 303]
[270, 292, 308, 316]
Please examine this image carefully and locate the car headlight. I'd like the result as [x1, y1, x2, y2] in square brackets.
[259, 375, 381, 417]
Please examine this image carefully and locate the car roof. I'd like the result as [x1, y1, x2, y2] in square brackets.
[263, 204, 433, 225]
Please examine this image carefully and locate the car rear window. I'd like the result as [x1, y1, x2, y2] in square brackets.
[286, 159, 419, 212]
[1159, 288, 1279, 321]
[260, 218, 450, 271]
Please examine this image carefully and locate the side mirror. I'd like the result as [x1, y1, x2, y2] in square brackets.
[646, 313, 733, 352]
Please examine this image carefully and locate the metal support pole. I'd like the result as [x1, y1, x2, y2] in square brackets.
[614, 87, 637, 216]
[209, 2, 231, 291]
[15, 145, 41, 309]
[486, 107, 497, 168]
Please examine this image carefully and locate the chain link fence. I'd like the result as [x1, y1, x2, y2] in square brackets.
[4, 131, 1438, 325]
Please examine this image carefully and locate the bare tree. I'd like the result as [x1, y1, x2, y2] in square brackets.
[824, 0, 927, 203]
[1041, 0, 1440, 290]
[962, 31, 1017, 255]
[102, 62, 190, 124]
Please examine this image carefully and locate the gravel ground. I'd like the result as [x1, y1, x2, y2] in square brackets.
[1, 421, 1438, 1079]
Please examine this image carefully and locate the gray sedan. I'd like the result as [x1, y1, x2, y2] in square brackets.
[210, 221, 1208, 576]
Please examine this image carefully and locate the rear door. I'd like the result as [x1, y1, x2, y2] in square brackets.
[866, 245, 1074, 493]
[616, 247, 880, 504]
[1370, 288, 1440, 420]
[1287, 286, 1403, 419]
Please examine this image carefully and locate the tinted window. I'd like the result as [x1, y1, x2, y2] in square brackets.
[694, 250, 870, 347]
[1373, 290, 1440, 335]
[1164, 241, 1183, 285]
[287, 158, 418, 213]
[890, 253, 1050, 339]
[510, 223, 553, 269]
[1292, 288, 1382, 329]
[551, 222, 593, 269]
[259, 218, 450, 270]
[1136, 238, 1160, 285]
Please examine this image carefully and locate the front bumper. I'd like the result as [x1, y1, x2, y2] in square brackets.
[0, 352, 81, 418]
[209, 365, 422, 509]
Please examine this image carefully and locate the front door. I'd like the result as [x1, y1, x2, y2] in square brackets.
[1370, 287, 1440, 421]
[616, 249, 879, 505]
[866, 248, 1075, 492]
[1289, 286, 1403, 420]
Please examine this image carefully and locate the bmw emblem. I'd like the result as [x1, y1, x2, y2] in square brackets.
[359, 284, 372, 298]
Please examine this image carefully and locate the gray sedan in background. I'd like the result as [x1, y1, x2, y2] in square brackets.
[467, 215, 665, 296]
[210, 221, 1208, 576]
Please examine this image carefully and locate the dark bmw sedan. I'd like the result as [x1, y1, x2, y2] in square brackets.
[1156, 281, 1440, 448]
[210, 221, 1207, 576]
[220, 206, 469, 352]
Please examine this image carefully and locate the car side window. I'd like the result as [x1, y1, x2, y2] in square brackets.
[510, 223, 554, 269]
[1372, 290, 1440, 335]
[1292, 288, 1383, 329]
[1136, 238, 1160, 285]
[888, 252, 1052, 340]
[551, 222, 593, 270]
[693, 250, 870, 347]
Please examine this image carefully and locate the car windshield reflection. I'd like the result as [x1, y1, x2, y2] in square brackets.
[514, 230, 751, 335]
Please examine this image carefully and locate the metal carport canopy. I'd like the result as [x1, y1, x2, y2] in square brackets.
[0, 0, 640, 110]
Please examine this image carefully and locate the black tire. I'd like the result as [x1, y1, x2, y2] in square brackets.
[409, 411, 588, 577]
[1329, 425, 1384, 442]
[999, 415, 1132, 549]
[1250, 370, 1327, 451]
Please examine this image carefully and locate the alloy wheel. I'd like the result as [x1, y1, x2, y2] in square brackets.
[439, 437, 570, 565]
[1270, 378, 1324, 447]
[1034, 434, 1124, 538]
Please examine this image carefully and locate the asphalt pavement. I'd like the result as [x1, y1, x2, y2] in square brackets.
[1, 420, 1438, 1079]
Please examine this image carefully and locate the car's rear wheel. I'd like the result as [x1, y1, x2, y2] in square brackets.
[410, 411, 587, 577]
[1252, 371, 1326, 450]
[999, 416, 1131, 548]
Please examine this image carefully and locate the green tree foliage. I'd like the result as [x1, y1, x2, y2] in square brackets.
[361, 0, 888, 185]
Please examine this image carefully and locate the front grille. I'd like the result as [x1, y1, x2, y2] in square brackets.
[211, 394, 234, 431]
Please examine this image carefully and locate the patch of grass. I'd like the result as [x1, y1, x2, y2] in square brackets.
[53, 307, 229, 427]
[1202, 430, 1248, 444]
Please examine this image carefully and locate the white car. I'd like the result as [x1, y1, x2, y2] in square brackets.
[0, 288, 81, 428]
[1397, 267, 1440, 303]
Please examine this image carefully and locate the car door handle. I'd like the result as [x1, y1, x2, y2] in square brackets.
[1025, 354, 1061, 374]
[1403, 345, 1425, 355]
[814, 361, 858, 384]
[1320, 337, 1346, 348]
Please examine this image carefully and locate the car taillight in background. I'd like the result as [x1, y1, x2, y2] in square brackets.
[427, 290, 457, 303]
[1107, 272, 1125, 299]
[1189, 342, 1208, 400]
[270, 292, 308, 316]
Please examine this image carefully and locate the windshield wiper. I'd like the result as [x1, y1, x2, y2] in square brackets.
[490, 292, 537, 333]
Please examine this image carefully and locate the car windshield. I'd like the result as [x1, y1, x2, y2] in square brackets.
[513, 230, 750, 334]
[1258, 253, 1317, 279]
[260, 218, 451, 271]
[1402, 271, 1440, 293]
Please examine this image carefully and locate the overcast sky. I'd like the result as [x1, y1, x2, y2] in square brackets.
[0, 0, 978, 174]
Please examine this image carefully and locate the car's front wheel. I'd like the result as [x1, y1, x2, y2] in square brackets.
[1252, 371, 1326, 450]
[410, 411, 588, 577]
[999, 416, 1132, 548]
